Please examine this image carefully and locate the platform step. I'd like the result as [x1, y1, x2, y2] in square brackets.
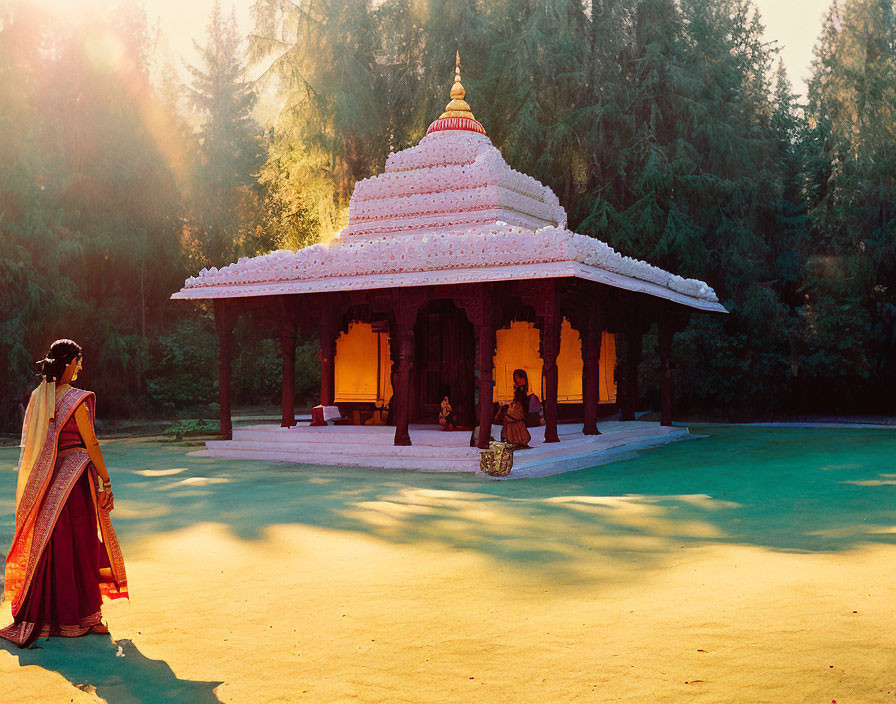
[199, 421, 690, 478]
[514, 427, 685, 462]
[514, 430, 686, 468]
[207, 439, 479, 460]
[509, 432, 689, 478]
[202, 446, 479, 472]
[230, 426, 474, 447]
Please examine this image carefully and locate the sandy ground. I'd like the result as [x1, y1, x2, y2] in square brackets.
[1, 426, 895, 703]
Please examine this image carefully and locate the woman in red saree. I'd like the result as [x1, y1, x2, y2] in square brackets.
[1, 339, 127, 648]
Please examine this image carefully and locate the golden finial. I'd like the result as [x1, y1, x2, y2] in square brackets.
[439, 50, 475, 120]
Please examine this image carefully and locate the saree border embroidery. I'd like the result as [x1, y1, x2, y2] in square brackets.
[0, 610, 102, 646]
[87, 466, 128, 600]
[0, 618, 35, 646]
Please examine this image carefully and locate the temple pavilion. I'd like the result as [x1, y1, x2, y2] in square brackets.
[172, 56, 726, 461]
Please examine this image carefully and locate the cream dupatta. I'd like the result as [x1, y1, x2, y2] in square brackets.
[14, 380, 55, 514]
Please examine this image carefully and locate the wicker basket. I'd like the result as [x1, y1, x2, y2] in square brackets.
[480, 441, 513, 476]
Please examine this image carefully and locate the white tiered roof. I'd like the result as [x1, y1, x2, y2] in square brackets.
[343, 130, 567, 237]
[172, 65, 726, 314]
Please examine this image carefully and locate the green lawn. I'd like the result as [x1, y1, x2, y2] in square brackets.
[3, 426, 894, 572]
[1, 426, 895, 703]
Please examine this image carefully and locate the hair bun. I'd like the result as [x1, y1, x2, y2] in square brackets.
[36, 340, 82, 382]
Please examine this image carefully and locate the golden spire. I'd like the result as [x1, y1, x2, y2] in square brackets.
[439, 50, 476, 120]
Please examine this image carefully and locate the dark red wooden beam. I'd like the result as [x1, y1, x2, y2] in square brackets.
[391, 289, 426, 446]
[658, 318, 674, 427]
[319, 299, 337, 408]
[476, 284, 496, 450]
[541, 282, 561, 444]
[213, 299, 235, 440]
[620, 320, 644, 422]
[392, 319, 414, 446]
[277, 296, 298, 428]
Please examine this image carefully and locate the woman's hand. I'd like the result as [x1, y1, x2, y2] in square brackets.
[99, 489, 115, 511]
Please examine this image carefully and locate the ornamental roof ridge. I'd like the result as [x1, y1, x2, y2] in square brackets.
[178, 225, 721, 308]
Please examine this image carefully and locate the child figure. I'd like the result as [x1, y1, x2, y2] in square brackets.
[439, 395, 456, 431]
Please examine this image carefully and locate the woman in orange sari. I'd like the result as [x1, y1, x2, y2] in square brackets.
[499, 385, 532, 450]
[1, 339, 127, 648]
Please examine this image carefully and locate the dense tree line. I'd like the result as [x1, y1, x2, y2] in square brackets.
[0, 0, 315, 429]
[249, 0, 896, 417]
[1, 0, 894, 431]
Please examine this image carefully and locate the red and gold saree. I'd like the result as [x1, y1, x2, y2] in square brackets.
[1, 385, 127, 647]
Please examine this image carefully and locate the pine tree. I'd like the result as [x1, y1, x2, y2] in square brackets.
[477, 0, 590, 211]
[249, 0, 389, 246]
[186, 0, 261, 266]
[802, 0, 896, 410]
[0, 0, 196, 421]
[570, 0, 794, 414]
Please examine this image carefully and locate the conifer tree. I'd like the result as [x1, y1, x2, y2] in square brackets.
[186, 0, 261, 266]
[477, 0, 589, 210]
[802, 0, 896, 409]
[571, 0, 793, 413]
[768, 61, 808, 302]
[249, 0, 389, 246]
[0, 1, 194, 419]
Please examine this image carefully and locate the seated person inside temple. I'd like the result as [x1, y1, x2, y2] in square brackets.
[495, 385, 532, 450]
[469, 369, 543, 447]
[512, 369, 544, 428]
[439, 390, 456, 431]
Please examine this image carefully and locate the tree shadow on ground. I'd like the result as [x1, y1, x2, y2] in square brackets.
[1, 634, 222, 703]
[2, 426, 896, 582]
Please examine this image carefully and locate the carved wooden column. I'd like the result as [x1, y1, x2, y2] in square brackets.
[627, 327, 643, 422]
[476, 285, 496, 450]
[453, 283, 496, 451]
[615, 333, 632, 421]
[582, 307, 602, 436]
[213, 299, 235, 440]
[658, 317, 674, 427]
[319, 299, 337, 408]
[277, 297, 298, 428]
[520, 280, 561, 443]
[392, 291, 424, 446]
[620, 321, 643, 422]
[392, 320, 414, 446]
[541, 284, 561, 444]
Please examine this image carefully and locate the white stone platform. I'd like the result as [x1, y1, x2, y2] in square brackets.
[194, 421, 689, 479]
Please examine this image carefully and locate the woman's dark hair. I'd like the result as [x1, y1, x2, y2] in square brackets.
[513, 368, 529, 392]
[35, 339, 82, 382]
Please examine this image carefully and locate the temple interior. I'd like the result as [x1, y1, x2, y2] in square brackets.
[334, 314, 617, 425]
[494, 320, 617, 405]
[334, 322, 393, 405]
